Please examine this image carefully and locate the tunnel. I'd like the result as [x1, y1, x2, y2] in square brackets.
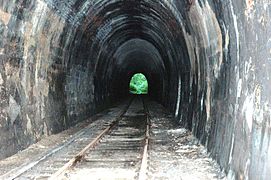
[0, 0, 270, 179]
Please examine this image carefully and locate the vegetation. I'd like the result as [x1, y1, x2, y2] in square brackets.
[129, 73, 148, 94]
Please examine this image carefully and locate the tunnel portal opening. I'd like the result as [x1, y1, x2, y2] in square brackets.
[129, 73, 148, 94]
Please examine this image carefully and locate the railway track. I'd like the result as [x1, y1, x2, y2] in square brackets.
[0, 97, 223, 180]
[1, 97, 151, 180]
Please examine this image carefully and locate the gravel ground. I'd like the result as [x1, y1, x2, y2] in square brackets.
[147, 100, 225, 180]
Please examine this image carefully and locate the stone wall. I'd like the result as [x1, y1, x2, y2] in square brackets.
[0, 0, 104, 160]
[173, 0, 271, 179]
[211, 1, 271, 178]
[0, 0, 79, 159]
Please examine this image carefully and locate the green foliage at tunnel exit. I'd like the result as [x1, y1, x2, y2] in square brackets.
[129, 73, 148, 94]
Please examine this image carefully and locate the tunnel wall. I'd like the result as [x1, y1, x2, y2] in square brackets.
[216, 1, 271, 178]
[173, 0, 271, 179]
[0, 0, 86, 159]
[0, 0, 114, 160]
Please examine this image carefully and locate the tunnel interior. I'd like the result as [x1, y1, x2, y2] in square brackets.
[0, 0, 270, 179]
[63, 0, 192, 122]
[107, 39, 164, 99]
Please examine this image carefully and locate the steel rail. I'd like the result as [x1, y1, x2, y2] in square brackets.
[0, 128, 86, 180]
[49, 99, 132, 180]
[138, 97, 150, 180]
[0, 100, 132, 180]
[49, 124, 115, 179]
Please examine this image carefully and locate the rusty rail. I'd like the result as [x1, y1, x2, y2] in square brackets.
[49, 123, 115, 179]
[49, 99, 132, 180]
[138, 98, 150, 180]
[0, 99, 132, 180]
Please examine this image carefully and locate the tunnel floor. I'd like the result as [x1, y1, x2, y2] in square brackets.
[0, 97, 223, 179]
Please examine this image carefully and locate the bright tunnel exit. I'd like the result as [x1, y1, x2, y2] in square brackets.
[129, 73, 148, 94]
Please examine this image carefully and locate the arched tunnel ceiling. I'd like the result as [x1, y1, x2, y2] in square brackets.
[113, 38, 164, 72]
[62, 0, 192, 106]
[24, 0, 195, 118]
